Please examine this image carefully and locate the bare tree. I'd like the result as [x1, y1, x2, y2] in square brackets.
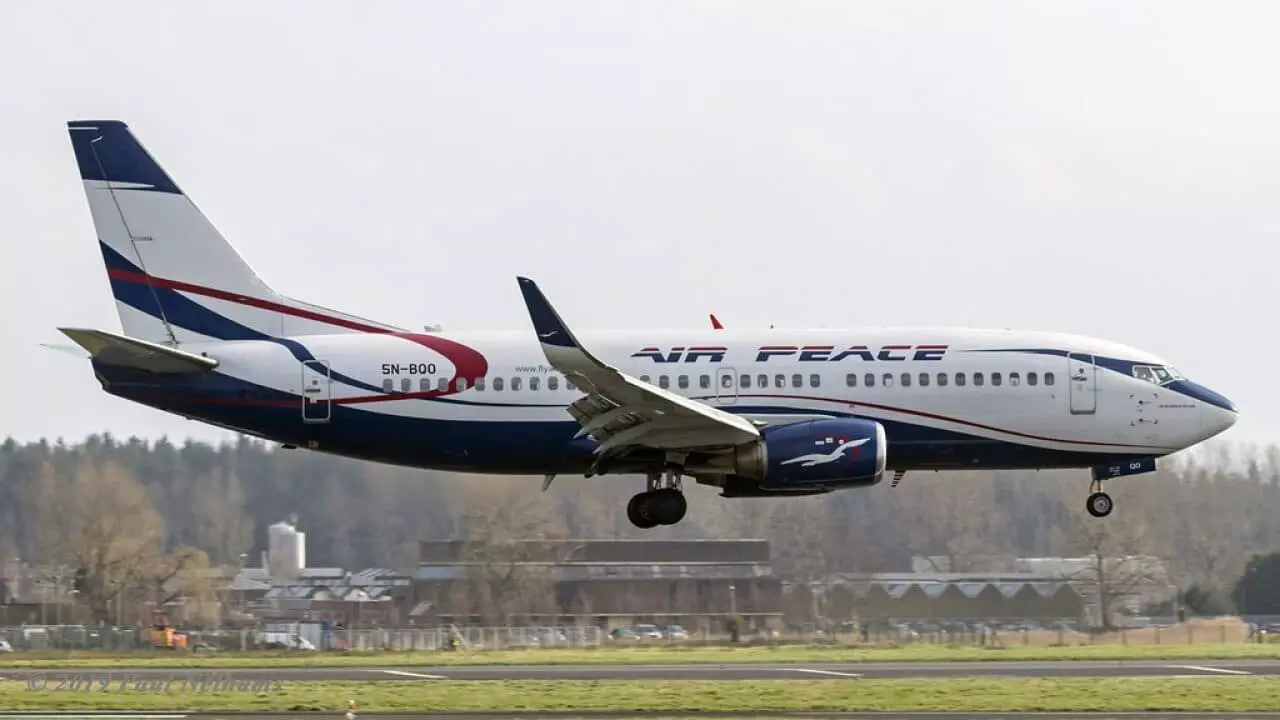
[31, 458, 167, 623]
[453, 479, 560, 623]
[892, 472, 1012, 573]
[1059, 510, 1170, 629]
[30, 458, 214, 625]
[192, 467, 254, 566]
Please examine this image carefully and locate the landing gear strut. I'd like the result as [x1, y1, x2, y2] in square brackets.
[1086, 476, 1113, 518]
[627, 466, 687, 528]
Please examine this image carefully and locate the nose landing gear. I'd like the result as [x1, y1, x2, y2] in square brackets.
[1086, 488, 1113, 518]
[626, 467, 687, 528]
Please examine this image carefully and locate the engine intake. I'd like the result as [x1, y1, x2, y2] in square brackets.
[724, 417, 887, 491]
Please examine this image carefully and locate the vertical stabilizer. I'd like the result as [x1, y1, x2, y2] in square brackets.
[67, 120, 402, 344]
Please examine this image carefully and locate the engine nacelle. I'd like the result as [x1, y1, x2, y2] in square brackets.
[724, 417, 887, 491]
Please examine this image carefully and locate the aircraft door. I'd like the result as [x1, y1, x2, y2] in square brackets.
[302, 360, 332, 423]
[716, 367, 738, 404]
[1067, 353, 1096, 415]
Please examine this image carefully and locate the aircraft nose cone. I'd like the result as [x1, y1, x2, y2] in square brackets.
[1169, 380, 1237, 438]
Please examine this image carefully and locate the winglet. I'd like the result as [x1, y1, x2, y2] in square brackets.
[710, 313, 723, 330]
[516, 277, 581, 349]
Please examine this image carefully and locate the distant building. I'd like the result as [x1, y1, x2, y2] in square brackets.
[411, 538, 783, 630]
[819, 571, 1085, 622]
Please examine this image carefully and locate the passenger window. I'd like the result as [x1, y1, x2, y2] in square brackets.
[882, 373, 894, 387]
[382, 378, 393, 392]
[641, 375, 651, 384]
[702, 375, 712, 389]
[494, 377, 505, 391]
[419, 378, 431, 392]
[722, 374, 734, 389]
[758, 374, 768, 389]
[740, 374, 750, 388]
[810, 373, 821, 388]
[548, 376, 559, 391]
[457, 377, 469, 391]
[678, 375, 689, 389]
[846, 373, 857, 387]
[475, 377, 486, 391]
[992, 372, 1002, 387]
[1009, 372, 1020, 387]
[659, 375, 670, 389]
[937, 372, 948, 387]
[919, 372, 929, 387]
[864, 373, 875, 387]
[901, 372, 911, 387]
[792, 374, 803, 388]
[974, 373, 984, 386]
[511, 377, 522, 391]
[401, 378, 411, 392]
[1045, 372, 1055, 386]
[1027, 372, 1037, 387]
[775, 374, 786, 389]
[437, 377, 448, 391]
[530, 376, 540, 391]
[955, 372, 965, 387]
[567, 378, 577, 391]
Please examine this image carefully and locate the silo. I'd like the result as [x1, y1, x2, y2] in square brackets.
[267, 521, 304, 579]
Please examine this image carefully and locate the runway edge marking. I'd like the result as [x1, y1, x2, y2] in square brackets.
[375, 669, 448, 680]
[787, 668, 862, 678]
[1166, 665, 1254, 676]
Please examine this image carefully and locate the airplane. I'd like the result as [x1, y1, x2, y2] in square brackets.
[55, 120, 1238, 529]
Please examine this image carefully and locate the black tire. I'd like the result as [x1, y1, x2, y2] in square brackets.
[1086, 491, 1113, 518]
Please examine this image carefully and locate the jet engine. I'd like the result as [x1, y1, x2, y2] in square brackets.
[702, 418, 887, 496]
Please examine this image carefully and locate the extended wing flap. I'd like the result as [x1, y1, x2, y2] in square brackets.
[516, 277, 759, 454]
[58, 327, 219, 374]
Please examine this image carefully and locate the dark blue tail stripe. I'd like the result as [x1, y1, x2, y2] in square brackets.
[68, 120, 183, 194]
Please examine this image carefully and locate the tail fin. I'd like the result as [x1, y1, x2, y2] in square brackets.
[67, 120, 401, 345]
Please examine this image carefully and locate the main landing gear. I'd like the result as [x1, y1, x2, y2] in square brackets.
[627, 467, 687, 529]
[1086, 476, 1113, 518]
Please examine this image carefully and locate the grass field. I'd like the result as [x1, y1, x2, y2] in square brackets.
[0, 641, 1278, 669]
[3, 677, 1280, 712]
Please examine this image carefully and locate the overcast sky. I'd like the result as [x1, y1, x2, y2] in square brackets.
[1, 0, 1273, 458]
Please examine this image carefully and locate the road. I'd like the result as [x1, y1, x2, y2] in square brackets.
[3, 658, 1280, 681]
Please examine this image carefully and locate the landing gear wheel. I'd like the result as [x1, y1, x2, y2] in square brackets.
[653, 488, 687, 525]
[1086, 491, 1113, 518]
[627, 493, 659, 529]
[627, 468, 690, 528]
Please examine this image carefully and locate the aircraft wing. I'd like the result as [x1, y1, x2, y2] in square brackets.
[58, 327, 219, 373]
[516, 278, 760, 466]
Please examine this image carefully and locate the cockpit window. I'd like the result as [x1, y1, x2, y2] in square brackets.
[1132, 364, 1181, 385]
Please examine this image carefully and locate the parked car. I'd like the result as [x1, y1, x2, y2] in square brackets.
[633, 624, 663, 640]
[663, 625, 689, 640]
[609, 627, 638, 641]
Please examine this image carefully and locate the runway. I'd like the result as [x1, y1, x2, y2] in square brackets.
[2, 707, 1280, 712]
[4, 658, 1280, 681]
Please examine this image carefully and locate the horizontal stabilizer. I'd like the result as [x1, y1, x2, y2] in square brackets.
[40, 343, 91, 359]
[57, 328, 219, 373]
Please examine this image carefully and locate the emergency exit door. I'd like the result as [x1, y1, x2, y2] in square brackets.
[302, 360, 332, 423]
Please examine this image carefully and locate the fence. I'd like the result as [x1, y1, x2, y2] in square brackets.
[0, 624, 606, 652]
[0, 617, 1274, 651]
